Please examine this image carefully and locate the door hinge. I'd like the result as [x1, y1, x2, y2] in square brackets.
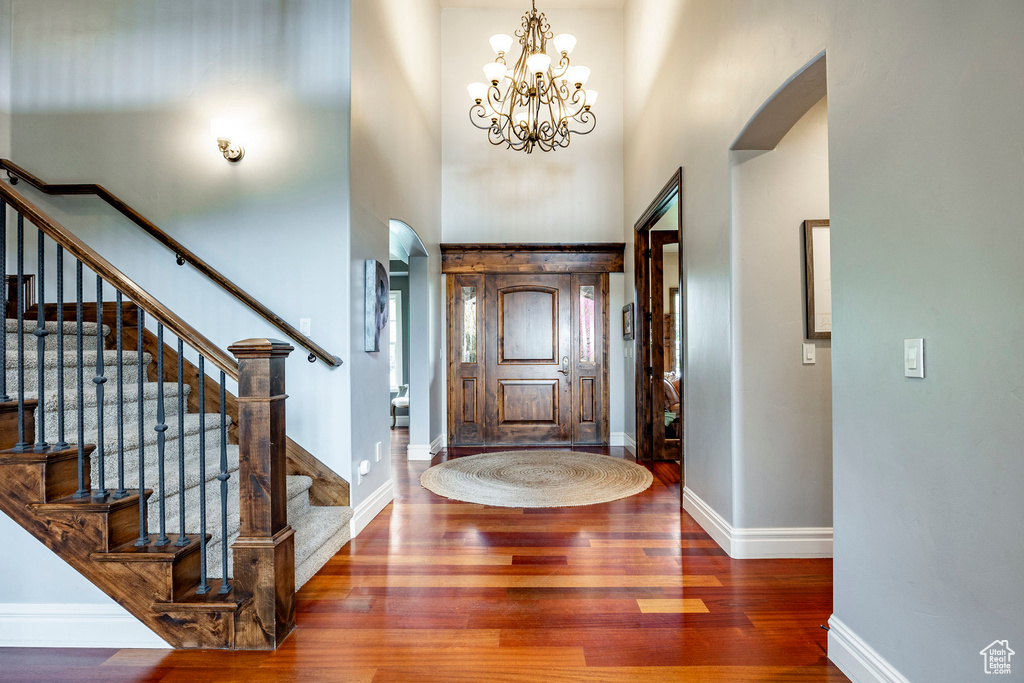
[644, 248, 652, 259]
[645, 312, 653, 324]
[646, 366, 654, 378]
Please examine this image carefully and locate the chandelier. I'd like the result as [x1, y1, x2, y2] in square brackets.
[467, 1, 597, 154]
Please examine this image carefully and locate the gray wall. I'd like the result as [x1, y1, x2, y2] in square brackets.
[624, 0, 1023, 679]
[350, 0, 442, 476]
[828, 2, 1024, 679]
[731, 98, 831, 529]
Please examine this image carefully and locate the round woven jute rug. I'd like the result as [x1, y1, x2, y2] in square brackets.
[420, 450, 653, 508]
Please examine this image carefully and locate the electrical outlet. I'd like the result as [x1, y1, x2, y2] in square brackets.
[299, 318, 312, 336]
[375, 441, 382, 462]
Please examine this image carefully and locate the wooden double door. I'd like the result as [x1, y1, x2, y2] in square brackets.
[448, 272, 609, 446]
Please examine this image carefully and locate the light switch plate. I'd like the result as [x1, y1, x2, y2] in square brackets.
[299, 318, 311, 336]
[904, 338, 924, 378]
[375, 441, 382, 463]
[802, 343, 816, 365]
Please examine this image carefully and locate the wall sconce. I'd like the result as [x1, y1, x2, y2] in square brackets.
[210, 118, 244, 162]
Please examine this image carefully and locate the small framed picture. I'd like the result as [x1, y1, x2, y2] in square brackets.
[803, 219, 831, 340]
[622, 303, 635, 340]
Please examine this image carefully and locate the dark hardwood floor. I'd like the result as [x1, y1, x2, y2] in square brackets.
[0, 429, 847, 682]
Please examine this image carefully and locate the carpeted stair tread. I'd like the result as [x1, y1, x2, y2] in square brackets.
[4, 319, 108, 336]
[78, 412, 231, 458]
[154, 474, 311, 545]
[294, 506, 353, 589]
[93, 443, 240, 503]
[4, 349, 149, 369]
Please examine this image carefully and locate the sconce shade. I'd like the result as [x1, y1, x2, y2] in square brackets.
[210, 117, 232, 140]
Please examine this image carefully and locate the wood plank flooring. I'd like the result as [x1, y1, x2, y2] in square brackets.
[0, 430, 847, 682]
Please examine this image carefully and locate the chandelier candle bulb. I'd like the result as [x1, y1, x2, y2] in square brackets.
[467, 1, 596, 153]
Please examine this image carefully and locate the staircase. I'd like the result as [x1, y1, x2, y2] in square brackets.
[0, 168, 351, 649]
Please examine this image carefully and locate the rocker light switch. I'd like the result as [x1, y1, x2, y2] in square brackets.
[299, 318, 312, 336]
[904, 339, 924, 378]
[802, 343, 816, 365]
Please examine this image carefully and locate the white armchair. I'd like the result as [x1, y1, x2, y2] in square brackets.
[391, 384, 409, 429]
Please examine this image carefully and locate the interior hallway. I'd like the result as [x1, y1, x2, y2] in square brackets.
[0, 429, 844, 681]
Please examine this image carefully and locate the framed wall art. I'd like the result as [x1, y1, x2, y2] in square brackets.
[365, 259, 390, 352]
[803, 219, 831, 340]
[622, 302, 635, 340]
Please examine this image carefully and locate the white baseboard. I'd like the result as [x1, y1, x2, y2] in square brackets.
[430, 433, 446, 454]
[408, 434, 445, 461]
[407, 444, 432, 460]
[828, 615, 910, 683]
[391, 416, 409, 427]
[350, 478, 394, 538]
[0, 603, 170, 648]
[615, 432, 636, 455]
[682, 486, 833, 558]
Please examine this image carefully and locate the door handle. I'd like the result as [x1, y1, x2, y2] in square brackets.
[558, 356, 570, 375]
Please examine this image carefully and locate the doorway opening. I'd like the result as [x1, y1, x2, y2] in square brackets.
[388, 219, 430, 459]
[633, 169, 684, 477]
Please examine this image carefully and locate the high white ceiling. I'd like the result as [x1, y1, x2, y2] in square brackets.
[439, 1, 624, 8]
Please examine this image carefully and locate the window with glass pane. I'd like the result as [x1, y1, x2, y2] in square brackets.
[389, 291, 403, 389]
[461, 287, 477, 363]
[579, 285, 595, 363]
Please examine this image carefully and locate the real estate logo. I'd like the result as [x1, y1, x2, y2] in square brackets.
[980, 640, 1014, 675]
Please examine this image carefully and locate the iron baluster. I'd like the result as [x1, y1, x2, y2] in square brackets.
[196, 355, 210, 594]
[93, 276, 108, 500]
[154, 323, 169, 546]
[174, 338, 187, 547]
[14, 213, 27, 451]
[113, 292, 127, 499]
[0, 199, 7, 402]
[74, 260, 87, 498]
[33, 228, 48, 450]
[218, 372, 231, 594]
[134, 308, 149, 547]
[54, 245, 67, 449]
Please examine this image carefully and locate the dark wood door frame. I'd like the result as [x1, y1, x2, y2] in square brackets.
[633, 169, 684, 469]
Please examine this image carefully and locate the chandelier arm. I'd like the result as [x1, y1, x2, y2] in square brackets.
[566, 108, 597, 135]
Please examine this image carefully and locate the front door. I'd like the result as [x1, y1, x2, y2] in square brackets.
[447, 271, 609, 446]
[484, 273, 572, 444]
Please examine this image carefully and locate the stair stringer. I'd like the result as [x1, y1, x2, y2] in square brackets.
[0, 447, 248, 649]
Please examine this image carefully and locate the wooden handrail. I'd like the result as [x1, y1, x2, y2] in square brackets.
[0, 159, 341, 367]
[0, 180, 243, 379]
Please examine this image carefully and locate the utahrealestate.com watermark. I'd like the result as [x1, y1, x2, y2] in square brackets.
[980, 640, 1014, 675]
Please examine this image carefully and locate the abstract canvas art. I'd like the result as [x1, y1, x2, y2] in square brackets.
[365, 259, 390, 352]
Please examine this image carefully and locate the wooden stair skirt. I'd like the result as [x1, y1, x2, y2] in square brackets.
[0, 339, 295, 650]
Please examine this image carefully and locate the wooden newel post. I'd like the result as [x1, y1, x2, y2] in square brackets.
[227, 338, 296, 650]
